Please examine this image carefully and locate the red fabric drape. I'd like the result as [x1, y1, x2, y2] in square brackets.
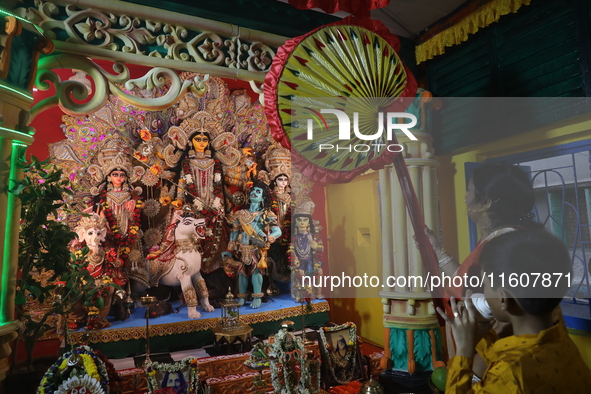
[288, 0, 390, 18]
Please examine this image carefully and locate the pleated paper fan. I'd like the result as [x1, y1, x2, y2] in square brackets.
[265, 17, 417, 182]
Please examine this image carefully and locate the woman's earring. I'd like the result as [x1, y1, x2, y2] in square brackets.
[468, 198, 494, 214]
[481, 199, 493, 211]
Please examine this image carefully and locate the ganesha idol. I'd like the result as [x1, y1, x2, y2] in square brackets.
[68, 213, 128, 329]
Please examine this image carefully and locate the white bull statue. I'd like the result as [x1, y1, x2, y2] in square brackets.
[144, 210, 214, 319]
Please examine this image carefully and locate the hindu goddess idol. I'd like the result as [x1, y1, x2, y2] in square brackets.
[86, 133, 146, 287]
[165, 114, 224, 213]
[259, 146, 293, 284]
[161, 111, 240, 273]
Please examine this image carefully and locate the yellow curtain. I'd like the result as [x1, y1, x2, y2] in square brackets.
[415, 0, 532, 64]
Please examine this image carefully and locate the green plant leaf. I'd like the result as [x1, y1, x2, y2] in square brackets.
[15, 158, 83, 370]
[15, 292, 26, 305]
[8, 183, 27, 195]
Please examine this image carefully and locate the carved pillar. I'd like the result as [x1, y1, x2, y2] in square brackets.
[378, 91, 444, 390]
[0, 11, 53, 382]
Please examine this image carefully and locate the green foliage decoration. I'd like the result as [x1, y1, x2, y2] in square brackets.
[11, 157, 104, 371]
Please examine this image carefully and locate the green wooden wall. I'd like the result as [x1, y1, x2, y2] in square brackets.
[425, 0, 591, 153]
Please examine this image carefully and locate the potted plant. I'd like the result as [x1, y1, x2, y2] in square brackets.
[11, 157, 102, 373]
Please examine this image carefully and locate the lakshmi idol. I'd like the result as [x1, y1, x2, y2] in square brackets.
[87, 134, 146, 287]
[265, 147, 292, 229]
[259, 146, 293, 284]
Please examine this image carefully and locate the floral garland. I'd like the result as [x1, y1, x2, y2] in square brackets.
[268, 329, 320, 394]
[94, 349, 123, 394]
[145, 357, 199, 394]
[287, 240, 323, 275]
[37, 345, 111, 394]
[319, 322, 358, 386]
[100, 188, 142, 265]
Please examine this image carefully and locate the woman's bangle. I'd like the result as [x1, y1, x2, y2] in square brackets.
[438, 254, 454, 268]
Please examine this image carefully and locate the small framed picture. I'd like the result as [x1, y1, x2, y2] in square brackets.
[318, 322, 365, 389]
[146, 357, 199, 394]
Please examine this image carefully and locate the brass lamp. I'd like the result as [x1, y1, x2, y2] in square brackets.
[220, 288, 242, 331]
[140, 295, 157, 364]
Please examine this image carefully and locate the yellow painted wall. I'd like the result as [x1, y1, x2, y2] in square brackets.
[325, 172, 384, 346]
[326, 113, 591, 355]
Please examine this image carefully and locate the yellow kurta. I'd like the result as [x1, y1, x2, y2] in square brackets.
[446, 323, 591, 393]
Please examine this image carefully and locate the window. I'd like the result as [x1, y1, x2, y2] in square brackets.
[486, 140, 591, 328]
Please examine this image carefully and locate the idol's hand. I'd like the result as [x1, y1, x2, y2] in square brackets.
[124, 200, 136, 212]
[193, 198, 204, 211]
[436, 297, 478, 358]
[149, 165, 162, 176]
[213, 197, 223, 211]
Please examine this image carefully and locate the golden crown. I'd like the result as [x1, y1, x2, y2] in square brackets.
[265, 146, 292, 182]
[167, 111, 225, 149]
[76, 213, 107, 231]
[294, 198, 315, 217]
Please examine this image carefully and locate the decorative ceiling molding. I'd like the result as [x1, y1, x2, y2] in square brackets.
[15, 0, 288, 82]
[31, 53, 208, 119]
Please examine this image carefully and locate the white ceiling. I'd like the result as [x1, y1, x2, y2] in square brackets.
[371, 0, 469, 38]
[279, 0, 469, 38]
